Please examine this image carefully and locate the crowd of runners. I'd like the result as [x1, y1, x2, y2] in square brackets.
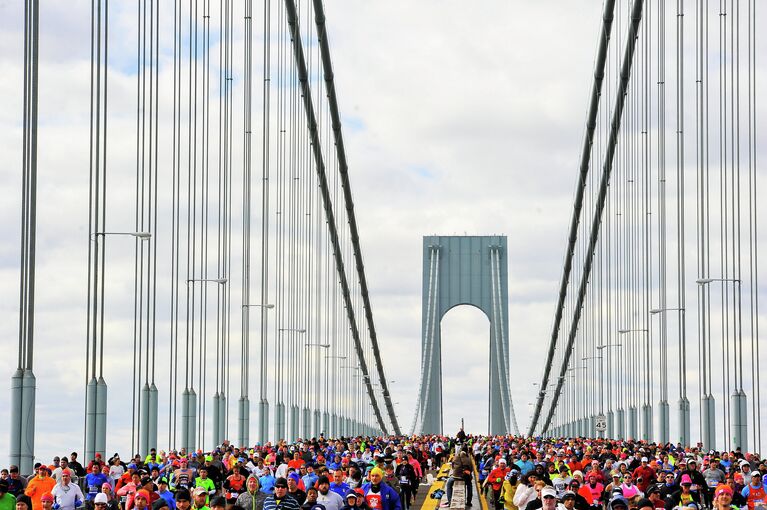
[464, 435, 764, 510]
[0, 434, 453, 510]
[1, 434, 764, 510]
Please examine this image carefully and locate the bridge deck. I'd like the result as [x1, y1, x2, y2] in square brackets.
[417, 454, 485, 510]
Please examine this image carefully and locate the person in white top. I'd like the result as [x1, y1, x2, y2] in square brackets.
[316, 476, 344, 510]
[51, 470, 85, 510]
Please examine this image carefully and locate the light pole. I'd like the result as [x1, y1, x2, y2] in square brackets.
[303, 342, 328, 438]
[649, 307, 685, 314]
[697, 277, 745, 450]
[187, 278, 228, 284]
[83, 231, 155, 462]
[93, 231, 152, 239]
[617, 328, 649, 440]
[649, 307, 684, 444]
[239, 302, 274, 449]
[276, 327, 305, 440]
[325, 355, 346, 434]
[695, 278, 741, 285]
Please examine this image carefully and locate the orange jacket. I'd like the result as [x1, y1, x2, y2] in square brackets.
[25, 475, 56, 510]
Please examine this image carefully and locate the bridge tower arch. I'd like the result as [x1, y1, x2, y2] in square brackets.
[413, 235, 518, 436]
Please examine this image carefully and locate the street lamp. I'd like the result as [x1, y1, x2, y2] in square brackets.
[582, 356, 603, 361]
[617, 328, 648, 334]
[187, 278, 227, 284]
[305, 343, 330, 348]
[93, 231, 152, 239]
[649, 307, 684, 314]
[596, 344, 622, 350]
[279, 328, 306, 333]
[243, 303, 275, 309]
[696, 278, 741, 285]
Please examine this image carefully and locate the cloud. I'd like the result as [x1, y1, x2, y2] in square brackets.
[1, 0, 766, 466]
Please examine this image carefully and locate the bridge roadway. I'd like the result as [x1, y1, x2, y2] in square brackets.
[417, 448, 484, 510]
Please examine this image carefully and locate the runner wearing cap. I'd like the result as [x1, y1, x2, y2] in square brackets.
[209, 495, 227, 510]
[361, 468, 399, 510]
[632, 458, 655, 494]
[485, 460, 511, 510]
[607, 495, 628, 510]
[287, 473, 307, 506]
[40, 493, 54, 510]
[340, 491, 358, 510]
[742, 472, 766, 510]
[664, 474, 702, 510]
[263, 478, 300, 510]
[675, 460, 707, 491]
[316, 476, 343, 510]
[175, 489, 192, 510]
[172, 460, 196, 493]
[191, 487, 210, 510]
[580, 472, 603, 508]
[236, 475, 266, 510]
[540, 487, 558, 510]
[562, 491, 577, 510]
[25, 466, 55, 510]
[713, 485, 736, 510]
[157, 477, 176, 510]
[644, 486, 664, 510]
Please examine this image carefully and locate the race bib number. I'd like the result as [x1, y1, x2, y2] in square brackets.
[400, 477, 409, 485]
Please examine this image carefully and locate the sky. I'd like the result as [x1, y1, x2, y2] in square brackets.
[0, 0, 765, 466]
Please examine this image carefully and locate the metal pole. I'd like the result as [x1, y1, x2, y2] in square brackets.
[148, 383, 158, 450]
[95, 376, 107, 457]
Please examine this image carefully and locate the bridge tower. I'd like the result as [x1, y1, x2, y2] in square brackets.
[413, 235, 516, 436]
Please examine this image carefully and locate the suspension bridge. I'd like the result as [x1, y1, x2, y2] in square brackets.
[2, 0, 764, 478]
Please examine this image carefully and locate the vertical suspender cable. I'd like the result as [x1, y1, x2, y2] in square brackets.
[528, 0, 616, 434]
[257, 0, 272, 445]
[542, 0, 645, 434]
[240, 0, 253, 447]
[746, 0, 760, 453]
[283, 0, 389, 433]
